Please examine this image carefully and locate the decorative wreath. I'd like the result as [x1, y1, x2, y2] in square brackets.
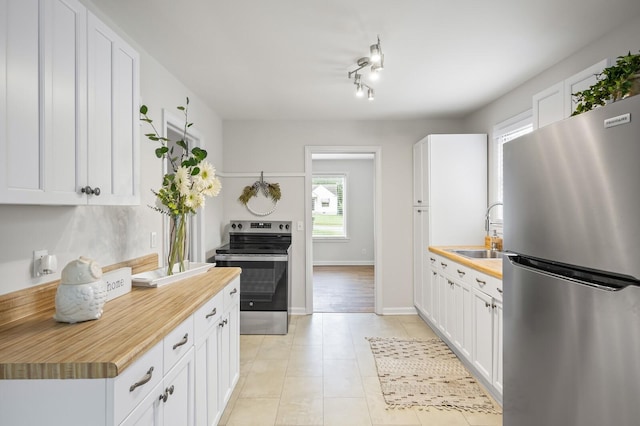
[238, 173, 282, 216]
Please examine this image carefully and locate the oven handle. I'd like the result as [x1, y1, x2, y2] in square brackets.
[215, 254, 289, 262]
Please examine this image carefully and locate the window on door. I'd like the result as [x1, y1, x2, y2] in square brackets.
[312, 174, 347, 238]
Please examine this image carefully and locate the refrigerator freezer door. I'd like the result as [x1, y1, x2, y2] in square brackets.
[503, 95, 640, 279]
[504, 256, 640, 426]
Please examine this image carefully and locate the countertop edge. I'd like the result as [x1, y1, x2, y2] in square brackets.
[429, 246, 503, 279]
[0, 267, 241, 380]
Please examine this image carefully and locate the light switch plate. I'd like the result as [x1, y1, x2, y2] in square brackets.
[32, 249, 48, 278]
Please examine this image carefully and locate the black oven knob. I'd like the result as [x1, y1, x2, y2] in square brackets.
[285, 224, 290, 230]
[231, 223, 236, 229]
[238, 223, 243, 229]
[279, 224, 283, 230]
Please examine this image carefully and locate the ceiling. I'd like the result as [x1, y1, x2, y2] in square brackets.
[89, 0, 640, 121]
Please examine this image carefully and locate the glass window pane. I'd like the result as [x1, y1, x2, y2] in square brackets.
[312, 175, 346, 238]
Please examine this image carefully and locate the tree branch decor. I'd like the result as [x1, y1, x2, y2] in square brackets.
[238, 172, 281, 216]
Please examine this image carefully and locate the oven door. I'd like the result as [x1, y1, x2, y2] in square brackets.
[214, 254, 288, 311]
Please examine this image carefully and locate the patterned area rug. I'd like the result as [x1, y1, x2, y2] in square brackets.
[367, 337, 501, 413]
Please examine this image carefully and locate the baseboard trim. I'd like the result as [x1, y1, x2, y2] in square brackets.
[312, 260, 375, 266]
[381, 307, 418, 315]
[290, 307, 308, 316]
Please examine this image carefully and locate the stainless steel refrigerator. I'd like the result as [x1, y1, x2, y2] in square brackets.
[503, 94, 640, 426]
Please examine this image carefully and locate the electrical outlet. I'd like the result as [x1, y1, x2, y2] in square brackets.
[150, 232, 157, 248]
[297, 221, 304, 231]
[32, 249, 47, 278]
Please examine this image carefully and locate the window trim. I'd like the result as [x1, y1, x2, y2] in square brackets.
[311, 172, 348, 240]
[492, 109, 533, 220]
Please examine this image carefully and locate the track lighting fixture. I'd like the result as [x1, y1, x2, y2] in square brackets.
[347, 35, 384, 100]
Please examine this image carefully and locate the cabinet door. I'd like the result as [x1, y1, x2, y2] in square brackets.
[437, 273, 448, 334]
[87, 12, 139, 205]
[492, 300, 503, 396]
[162, 348, 195, 426]
[0, 0, 86, 204]
[564, 59, 609, 117]
[217, 312, 231, 407]
[413, 208, 425, 313]
[120, 381, 162, 426]
[424, 256, 437, 321]
[472, 289, 494, 383]
[195, 331, 221, 426]
[532, 82, 564, 129]
[228, 298, 240, 391]
[412, 139, 428, 206]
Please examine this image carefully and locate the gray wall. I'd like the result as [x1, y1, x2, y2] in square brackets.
[463, 14, 640, 204]
[222, 119, 465, 313]
[0, 2, 225, 296]
[312, 159, 374, 265]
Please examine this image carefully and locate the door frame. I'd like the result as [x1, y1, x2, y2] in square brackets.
[304, 146, 383, 315]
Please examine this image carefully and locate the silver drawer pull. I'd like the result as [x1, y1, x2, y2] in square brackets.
[497, 288, 503, 294]
[457, 269, 465, 277]
[205, 307, 217, 319]
[129, 366, 154, 392]
[440, 262, 448, 269]
[172, 333, 189, 350]
[485, 302, 491, 308]
[218, 318, 228, 327]
[429, 257, 436, 263]
[230, 288, 238, 295]
[476, 278, 487, 286]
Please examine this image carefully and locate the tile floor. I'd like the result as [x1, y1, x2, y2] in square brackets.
[219, 313, 503, 426]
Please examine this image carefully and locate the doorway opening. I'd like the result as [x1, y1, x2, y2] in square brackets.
[304, 147, 382, 314]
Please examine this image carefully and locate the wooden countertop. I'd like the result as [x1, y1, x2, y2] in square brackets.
[429, 246, 503, 279]
[0, 266, 241, 380]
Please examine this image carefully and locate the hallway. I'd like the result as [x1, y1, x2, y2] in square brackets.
[313, 266, 374, 313]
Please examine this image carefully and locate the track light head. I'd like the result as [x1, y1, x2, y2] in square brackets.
[368, 88, 375, 101]
[348, 35, 384, 101]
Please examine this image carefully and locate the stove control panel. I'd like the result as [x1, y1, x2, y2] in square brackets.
[229, 220, 291, 234]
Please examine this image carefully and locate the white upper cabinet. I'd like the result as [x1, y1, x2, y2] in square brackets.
[413, 140, 428, 206]
[0, 1, 139, 205]
[87, 12, 139, 205]
[532, 59, 609, 129]
[532, 82, 564, 130]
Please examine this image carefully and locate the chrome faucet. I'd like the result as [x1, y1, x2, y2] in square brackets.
[485, 202, 503, 235]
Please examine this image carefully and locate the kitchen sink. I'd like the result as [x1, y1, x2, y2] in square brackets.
[447, 249, 504, 259]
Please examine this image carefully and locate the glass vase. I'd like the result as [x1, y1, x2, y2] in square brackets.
[167, 213, 189, 275]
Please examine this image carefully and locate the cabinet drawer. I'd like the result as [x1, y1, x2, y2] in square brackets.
[223, 278, 240, 312]
[471, 272, 502, 302]
[164, 316, 194, 375]
[450, 262, 472, 285]
[436, 255, 453, 275]
[113, 340, 163, 425]
[194, 291, 223, 346]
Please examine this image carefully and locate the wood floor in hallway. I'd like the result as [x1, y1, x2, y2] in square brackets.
[313, 265, 374, 313]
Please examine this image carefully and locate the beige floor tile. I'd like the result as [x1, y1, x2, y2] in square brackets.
[293, 328, 324, 345]
[323, 343, 356, 360]
[415, 408, 470, 426]
[286, 353, 323, 377]
[227, 397, 280, 426]
[361, 376, 383, 397]
[365, 393, 421, 425]
[323, 358, 361, 378]
[401, 323, 438, 339]
[324, 397, 372, 426]
[462, 411, 503, 425]
[250, 358, 288, 374]
[276, 398, 324, 425]
[354, 344, 378, 377]
[240, 370, 286, 398]
[324, 375, 365, 398]
[281, 376, 323, 401]
[256, 342, 294, 360]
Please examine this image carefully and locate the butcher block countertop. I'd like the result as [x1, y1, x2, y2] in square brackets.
[429, 246, 503, 279]
[0, 259, 241, 380]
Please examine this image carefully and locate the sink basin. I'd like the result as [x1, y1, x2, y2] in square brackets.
[448, 249, 504, 259]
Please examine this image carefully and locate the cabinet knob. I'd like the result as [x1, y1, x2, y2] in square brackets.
[485, 302, 491, 308]
[81, 186, 101, 196]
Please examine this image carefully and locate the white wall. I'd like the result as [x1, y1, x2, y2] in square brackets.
[222, 118, 465, 313]
[0, 3, 225, 296]
[312, 159, 374, 265]
[464, 14, 640, 204]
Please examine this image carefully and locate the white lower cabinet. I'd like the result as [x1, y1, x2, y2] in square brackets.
[194, 278, 240, 426]
[424, 253, 502, 400]
[121, 347, 195, 426]
[0, 278, 240, 426]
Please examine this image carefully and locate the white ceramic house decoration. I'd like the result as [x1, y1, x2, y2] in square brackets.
[54, 256, 107, 323]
